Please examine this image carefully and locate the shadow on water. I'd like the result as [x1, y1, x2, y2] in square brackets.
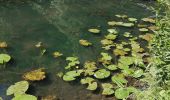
[0, 0, 155, 100]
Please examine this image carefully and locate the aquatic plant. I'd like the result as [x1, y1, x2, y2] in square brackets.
[53, 51, 63, 58]
[0, 53, 11, 64]
[80, 77, 97, 90]
[6, 81, 37, 100]
[63, 70, 83, 81]
[22, 68, 46, 81]
[0, 42, 8, 48]
[79, 39, 92, 46]
[88, 28, 100, 33]
[102, 83, 114, 95]
[65, 57, 80, 69]
[94, 69, 110, 79]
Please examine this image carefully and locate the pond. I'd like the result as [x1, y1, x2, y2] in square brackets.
[0, 0, 155, 100]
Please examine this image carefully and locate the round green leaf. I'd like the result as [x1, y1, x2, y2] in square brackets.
[94, 69, 110, 79]
[63, 70, 82, 81]
[105, 65, 117, 71]
[102, 83, 114, 95]
[80, 77, 97, 91]
[115, 88, 130, 99]
[0, 54, 11, 64]
[132, 69, 143, 78]
[6, 81, 29, 96]
[12, 94, 37, 100]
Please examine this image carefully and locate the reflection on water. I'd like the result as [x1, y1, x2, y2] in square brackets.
[0, 0, 155, 100]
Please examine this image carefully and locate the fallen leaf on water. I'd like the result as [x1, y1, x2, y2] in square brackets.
[0, 42, 8, 48]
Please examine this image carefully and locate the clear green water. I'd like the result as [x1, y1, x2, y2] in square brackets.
[0, 0, 155, 100]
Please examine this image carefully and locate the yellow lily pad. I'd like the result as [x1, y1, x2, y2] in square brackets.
[139, 28, 149, 32]
[148, 26, 159, 31]
[101, 39, 113, 46]
[141, 18, 156, 23]
[23, 68, 46, 81]
[0, 42, 8, 48]
[88, 28, 100, 33]
[128, 18, 137, 22]
[113, 49, 127, 56]
[79, 39, 92, 46]
[115, 14, 128, 19]
[53, 51, 63, 58]
[139, 33, 154, 41]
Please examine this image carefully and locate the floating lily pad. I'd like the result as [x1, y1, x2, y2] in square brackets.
[115, 14, 128, 19]
[0, 42, 8, 48]
[139, 28, 149, 32]
[79, 39, 92, 46]
[137, 24, 148, 28]
[80, 77, 97, 91]
[124, 32, 132, 37]
[115, 88, 130, 99]
[107, 29, 118, 34]
[65, 57, 80, 69]
[105, 33, 117, 40]
[105, 64, 118, 71]
[120, 23, 135, 27]
[101, 39, 113, 46]
[132, 69, 144, 78]
[83, 61, 97, 76]
[0, 54, 11, 64]
[128, 18, 137, 22]
[35, 42, 42, 48]
[6, 81, 29, 96]
[94, 69, 110, 79]
[148, 26, 159, 31]
[139, 33, 154, 41]
[63, 70, 82, 81]
[122, 68, 135, 76]
[12, 94, 37, 100]
[22, 68, 46, 81]
[114, 49, 127, 56]
[131, 41, 144, 53]
[112, 74, 127, 87]
[99, 52, 112, 64]
[102, 83, 114, 95]
[102, 44, 115, 50]
[88, 29, 100, 33]
[141, 18, 155, 23]
[119, 56, 134, 66]
[53, 51, 63, 58]
[108, 21, 134, 27]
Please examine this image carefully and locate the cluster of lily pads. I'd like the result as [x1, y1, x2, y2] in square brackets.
[60, 14, 157, 99]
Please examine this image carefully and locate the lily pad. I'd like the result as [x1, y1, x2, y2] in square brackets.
[12, 94, 37, 100]
[101, 39, 113, 46]
[115, 88, 130, 99]
[108, 21, 134, 27]
[122, 68, 135, 76]
[63, 70, 82, 81]
[0, 54, 11, 64]
[102, 83, 114, 95]
[22, 68, 46, 81]
[105, 33, 117, 40]
[114, 49, 127, 56]
[35, 42, 42, 48]
[139, 28, 149, 32]
[115, 14, 128, 19]
[88, 29, 100, 33]
[128, 18, 137, 22]
[137, 24, 148, 28]
[83, 61, 97, 76]
[131, 41, 144, 53]
[141, 18, 155, 23]
[124, 32, 132, 37]
[6, 81, 29, 96]
[107, 29, 118, 34]
[119, 56, 134, 66]
[139, 33, 154, 41]
[105, 64, 118, 71]
[0, 42, 8, 48]
[94, 69, 110, 79]
[148, 26, 159, 31]
[102, 44, 115, 50]
[132, 69, 144, 78]
[53, 51, 63, 58]
[65, 57, 80, 69]
[99, 52, 112, 64]
[79, 39, 92, 46]
[80, 77, 97, 91]
[112, 74, 127, 87]
[120, 23, 135, 27]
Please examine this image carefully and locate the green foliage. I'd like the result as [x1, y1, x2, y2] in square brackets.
[65, 57, 80, 69]
[63, 70, 82, 81]
[12, 94, 37, 100]
[6, 81, 29, 96]
[94, 69, 110, 79]
[80, 77, 97, 91]
[112, 74, 127, 88]
[102, 83, 114, 95]
[0, 54, 11, 64]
